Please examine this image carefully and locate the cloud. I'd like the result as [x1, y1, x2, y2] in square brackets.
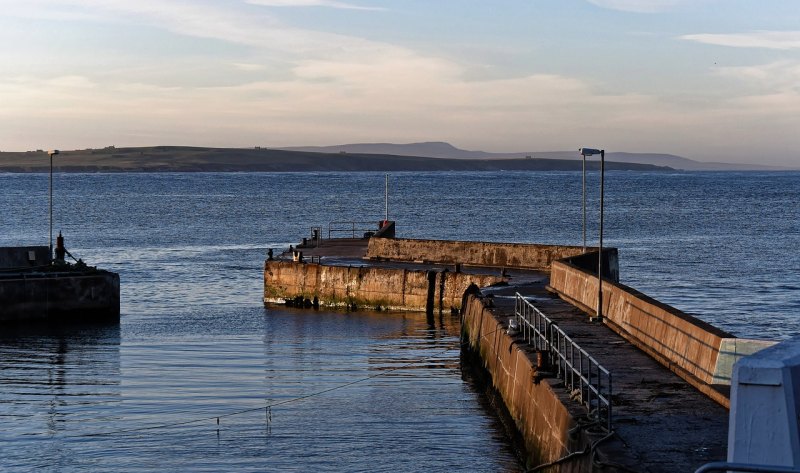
[713, 60, 800, 91]
[585, 0, 692, 13]
[0, 64, 658, 154]
[1, 0, 369, 53]
[232, 63, 269, 72]
[246, 0, 383, 10]
[2, 61, 798, 166]
[2, 0, 798, 165]
[681, 31, 800, 50]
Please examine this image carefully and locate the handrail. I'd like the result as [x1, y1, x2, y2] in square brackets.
[514, 293, 612, 431]
[327, 221, 379, 239]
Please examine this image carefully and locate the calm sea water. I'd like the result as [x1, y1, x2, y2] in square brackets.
[1, 171, 798, 471]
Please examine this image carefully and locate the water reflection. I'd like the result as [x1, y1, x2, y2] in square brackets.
[0, 322, 121, 468]
[258, 307, 522, 472]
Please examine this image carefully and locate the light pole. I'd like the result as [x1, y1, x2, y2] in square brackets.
[582, 151, 586, 251]
[384, 173, 389, 223]
[47, 149, 59, 263]
[579, 147, 605, 322]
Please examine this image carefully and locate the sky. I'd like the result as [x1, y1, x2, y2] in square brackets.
[1, 0, 799, 166]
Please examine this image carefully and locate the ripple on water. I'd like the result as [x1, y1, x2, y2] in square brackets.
[0, 308, 523, 472]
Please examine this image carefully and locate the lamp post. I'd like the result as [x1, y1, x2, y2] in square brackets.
[582, 152, 586, 251]
[579, 147, 605, 322]
[47, 149, 59, 263]
[384, 173, 389, 222]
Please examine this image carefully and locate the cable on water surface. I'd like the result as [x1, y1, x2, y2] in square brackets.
[65, 341, 462, 439]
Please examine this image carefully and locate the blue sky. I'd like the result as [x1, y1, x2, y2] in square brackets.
[1, 0, 799, 166]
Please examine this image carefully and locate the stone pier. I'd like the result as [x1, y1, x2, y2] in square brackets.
[263, 229, 763, 471]
[1, 246, 120, 323]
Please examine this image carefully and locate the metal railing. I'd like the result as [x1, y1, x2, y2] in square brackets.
[327, 221, 379, 239]
[514, 293, 612, 431]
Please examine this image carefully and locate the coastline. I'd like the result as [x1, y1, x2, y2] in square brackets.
[0, 146, 671, 173]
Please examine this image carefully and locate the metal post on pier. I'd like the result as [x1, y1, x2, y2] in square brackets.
[48, 149, 59, 263]
[579, 147, 605, 322]
[384, 173, 389, 222]
[598, 149, 605, 322]
[582, 153, 586, 251]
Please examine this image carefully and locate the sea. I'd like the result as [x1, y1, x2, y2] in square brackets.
[1, 170, 798, 472]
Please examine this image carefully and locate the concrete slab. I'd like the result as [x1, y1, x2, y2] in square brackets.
[287, 238, 369, 260]
[276, 238, 517, 278]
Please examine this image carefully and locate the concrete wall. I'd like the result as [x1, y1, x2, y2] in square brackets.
[461, 294, 599, 471]
[556, 249, 620, 284]
[549, 257, 733, 407]
[373, 220, 395, 238]
[0, 271, 120, 322]
[0, 246, 49, 269]
[264, 260, 505, 311]
[366, 238, 586, 270]
[712, 338, 778, 385]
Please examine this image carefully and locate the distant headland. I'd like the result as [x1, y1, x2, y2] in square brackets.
[2, 142, 789, 172]
[0, 145, 670, 173]
[283, 142, 791, 171]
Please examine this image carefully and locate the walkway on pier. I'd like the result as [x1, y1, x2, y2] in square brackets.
[485, 273, 729, 472]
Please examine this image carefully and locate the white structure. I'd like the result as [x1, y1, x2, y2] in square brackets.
[728, 336, 800, 467]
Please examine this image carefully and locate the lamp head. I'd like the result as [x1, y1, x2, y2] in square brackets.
[579, 147, 602, 156]
[47, 150, 60, 156]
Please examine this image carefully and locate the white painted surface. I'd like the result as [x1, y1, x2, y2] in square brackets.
[728, 337, 800, 466]
[712, 338, 778, 385]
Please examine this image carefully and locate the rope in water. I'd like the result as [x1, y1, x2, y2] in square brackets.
[67, 340, 465, 439]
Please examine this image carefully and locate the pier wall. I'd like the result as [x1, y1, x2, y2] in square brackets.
[264, 261, 505, 311]
[0, 271, 121, 322]
[366, 238, 585, 270]
[0, 246, 50, 269]
[461, 294, 602, 471]
[549, 256, 733, 407]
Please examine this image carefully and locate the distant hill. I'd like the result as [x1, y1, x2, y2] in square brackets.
[283, 142, 788, 171]
[284, 142, 497, 160]
[0, 146, 669, 173]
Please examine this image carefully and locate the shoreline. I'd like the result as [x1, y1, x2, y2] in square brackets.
[0, 146, 671, 173]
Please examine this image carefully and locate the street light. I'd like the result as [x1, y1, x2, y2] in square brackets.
[581, 151, 587, 251]
[384, 173, 389, 223]
[47, 149, 59, 263]
[579, 147, 605, 322]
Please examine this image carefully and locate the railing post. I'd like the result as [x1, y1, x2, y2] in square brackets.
[607, 372, 612, 432]
[513, 294, 612, 431]
[582, 353, 587, 411]
[570, 343, 575, 391]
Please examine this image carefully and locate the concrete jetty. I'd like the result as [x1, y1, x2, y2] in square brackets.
[0, 246, 120, 323]
[463, 280, 728, 471]
[263, 225, 771, 471]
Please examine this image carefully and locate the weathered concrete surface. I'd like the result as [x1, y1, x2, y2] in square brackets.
[0, 246, 50, 269]
[712, 338, 778, 385]
[0, 270, 120, 322]
[461, 294, 602, 471]
[471, 278, 729, 472]
[373, 220, 395, 238]
[549, 256, 733, 407]
[366, 238, 586, 270]
[264, 260, 506, 311]
[291, 238, 369, 260]
[265, 232, 734, 471]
